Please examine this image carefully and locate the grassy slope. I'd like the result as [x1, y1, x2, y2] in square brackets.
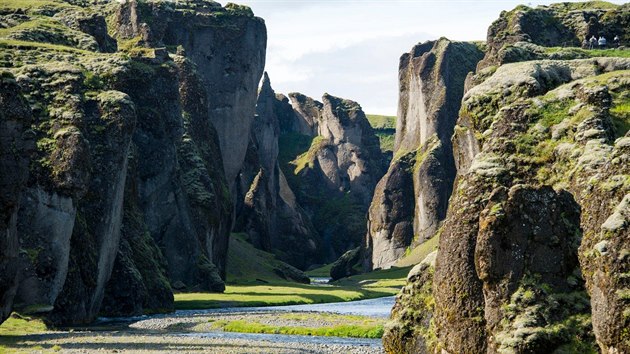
[394, 235, 440, 268]
[333, 266, 413, 289]
[366, 114, 396, 129]
[226, 233, 298, 284]
[306, 263, 333, 277]
[213, 314, 385, 339]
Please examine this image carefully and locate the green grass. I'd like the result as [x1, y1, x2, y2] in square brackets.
[306, 263, 333, 277]
[174, 282, 399, 310]
[0, 315, 54, 353]
[292, 136, 328, 174]
[367, 114, 396, 154]
[215, 319, 384, 339]
[333, 266, 413, 288]
[375, 131, 395, 153]
[227, 233, 304, 284]
[611, 102, 630, 138]
[544, 46, 630, 59]
[0, 316, 48, 336]
[0, 39, 92, 55]
[394, 235, 440, 268]
[366, 114, 396, 129]
[0, 0, 73, 13]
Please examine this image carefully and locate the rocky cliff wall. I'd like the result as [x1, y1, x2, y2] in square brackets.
[478, 2, 630, 70]
[0, 0, 266, 326]
[234, 74, 322, 269]
[365, 39, 483, 270]
[385, 3, 630, 352]
[386, 56, 630, 353]
[0, 74, 33, 324]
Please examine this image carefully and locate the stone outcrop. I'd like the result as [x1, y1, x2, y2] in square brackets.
[365, 39, 484, 270]
[0, 0, 266, 326]
[385, 4, 630, 350]
[0, 73, 33, 323]
[383, 251, 436, 354]
[287, 92, 322, 136]
[430, 58, 630, 353]
[330, 247, 362, 281]
[279, 93, 386, 262]
[476, 185, 587, 353]
[235, 73, 321, 269]
[114, 0, 267, 190]
[478, 2, 630, 70]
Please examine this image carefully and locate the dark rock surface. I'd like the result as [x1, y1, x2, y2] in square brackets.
[0, 0, 266, 326]
[279, 93, 386, 263]
[0, 73, 33, 324]
[330, 247, 362, 281]
[235, 74, 321, 270]
[383, 252, 436, 354]
[365, 38, 483, 270]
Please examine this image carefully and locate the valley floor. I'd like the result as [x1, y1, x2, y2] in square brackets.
[0, 268, 406, 353]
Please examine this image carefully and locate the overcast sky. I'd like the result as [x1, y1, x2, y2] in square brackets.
[233, 0, 626, 115]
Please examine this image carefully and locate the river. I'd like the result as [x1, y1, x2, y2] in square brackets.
[13, 296, 395, 353]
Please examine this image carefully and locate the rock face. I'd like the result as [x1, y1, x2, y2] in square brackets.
[383, 251, 436, 354]
[287, 92, 322, 136]
[430, 58, 630, 353]
[365, 39, 484, 270]
[235, 73, 321, 269]
[476, 185, 587, 353]
[385, 4, 630, 352]
[0, 0, 266, 326]
[478, 2, 630, 70]
[115, 0, 267, 189]
[0, 74, 33, 323]
[278, 93, 386, 262]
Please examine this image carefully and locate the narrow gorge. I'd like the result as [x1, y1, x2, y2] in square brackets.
[0, 1, 629, 354]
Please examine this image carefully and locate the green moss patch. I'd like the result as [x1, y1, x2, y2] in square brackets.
[215, 319, 384, 339]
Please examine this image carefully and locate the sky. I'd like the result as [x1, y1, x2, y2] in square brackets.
[232, 0, 627, 115]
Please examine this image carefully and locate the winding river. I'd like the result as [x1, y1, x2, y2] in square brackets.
[79, 295, 396, 353]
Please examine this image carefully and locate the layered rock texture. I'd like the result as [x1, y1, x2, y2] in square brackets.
[235, 75, 388, 270]
[234, 74, 321, 270]
[278, 93, 387, 265]
[0, 0, 265, 326]
[365, 38, 484, 270]
[385, 2, 630, 353]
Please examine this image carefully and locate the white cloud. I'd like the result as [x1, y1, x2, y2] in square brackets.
[232, 0, 628, 115]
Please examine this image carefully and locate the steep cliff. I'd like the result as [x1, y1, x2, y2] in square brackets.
[0, 0, 266, 326]
[115, 0, 266, 189]
[235, 73, 321, 270]
[385, 3, 630, 353]
[383, 57, 630, 353]
[365, 39, 483, 270]
[0, 74, 33, 324]
[278, 93, 386, 265]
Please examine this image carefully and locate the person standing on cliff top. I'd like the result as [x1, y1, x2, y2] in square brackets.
[589, 35, 597, 49]
[614, 35, 620, 48]
[598, 36, 607, 48]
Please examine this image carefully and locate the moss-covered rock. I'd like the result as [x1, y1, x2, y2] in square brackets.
[0, 72, 33, 325]
[383, 252, 436, 354]
[431, 59, 630, 353]
[479, 2, 630, 69]
[365, 38, 483, 270]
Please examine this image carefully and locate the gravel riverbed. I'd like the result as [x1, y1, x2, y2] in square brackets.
[2, 297, 395, 353]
